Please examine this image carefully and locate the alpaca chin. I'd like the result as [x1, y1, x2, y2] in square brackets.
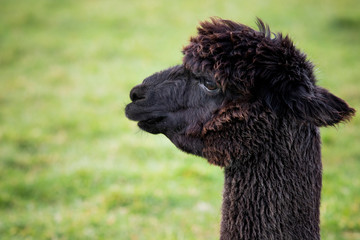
[137, 117, 166, 134]
[164, 132, 204, 157]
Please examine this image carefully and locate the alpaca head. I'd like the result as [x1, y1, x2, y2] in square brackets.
[125, 65, 224, 156]
[125, 18, 355, 166]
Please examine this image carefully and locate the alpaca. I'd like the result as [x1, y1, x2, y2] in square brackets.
[125, 18, 355, 239]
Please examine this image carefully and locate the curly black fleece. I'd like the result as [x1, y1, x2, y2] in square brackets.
[182, 18, 355, 239]
[126, 18, 355, 240]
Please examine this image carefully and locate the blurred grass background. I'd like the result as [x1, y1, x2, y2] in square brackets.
[0, 0, 359, 239]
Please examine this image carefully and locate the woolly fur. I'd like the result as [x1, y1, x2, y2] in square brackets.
[127, 18, 355, 240]
[182, 18, 354, 239]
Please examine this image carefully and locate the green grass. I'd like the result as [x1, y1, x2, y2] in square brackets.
[0, 0, 359, 239]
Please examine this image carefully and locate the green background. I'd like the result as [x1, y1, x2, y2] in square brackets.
[1, 0, 359, 239]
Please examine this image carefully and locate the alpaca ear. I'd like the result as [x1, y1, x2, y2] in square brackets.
[264, 84, 355, 126]
[253, 32, 355, 126]
[296, 87, 355, 126]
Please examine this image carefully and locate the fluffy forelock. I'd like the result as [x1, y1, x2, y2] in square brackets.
[182, 17, 312, 97]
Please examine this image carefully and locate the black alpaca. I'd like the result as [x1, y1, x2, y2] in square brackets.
[125, 18, 355, 240]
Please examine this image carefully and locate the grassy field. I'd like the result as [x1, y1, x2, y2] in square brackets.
[0, 0, 359, 239]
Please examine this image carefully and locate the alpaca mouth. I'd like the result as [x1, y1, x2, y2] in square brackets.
[139, 116, 165, 125]
[125, 103, 165, 121]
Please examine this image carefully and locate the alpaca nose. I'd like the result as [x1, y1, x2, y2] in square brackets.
[130, 85, 146, 102]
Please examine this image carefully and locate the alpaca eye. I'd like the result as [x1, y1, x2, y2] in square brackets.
[202, 80, 220, 93]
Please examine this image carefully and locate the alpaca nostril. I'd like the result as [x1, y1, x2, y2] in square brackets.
[130, 86, 146, 102]
[130, 91, 140, 101]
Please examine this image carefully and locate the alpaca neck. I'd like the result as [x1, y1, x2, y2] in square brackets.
[219, 127, 322, 240]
